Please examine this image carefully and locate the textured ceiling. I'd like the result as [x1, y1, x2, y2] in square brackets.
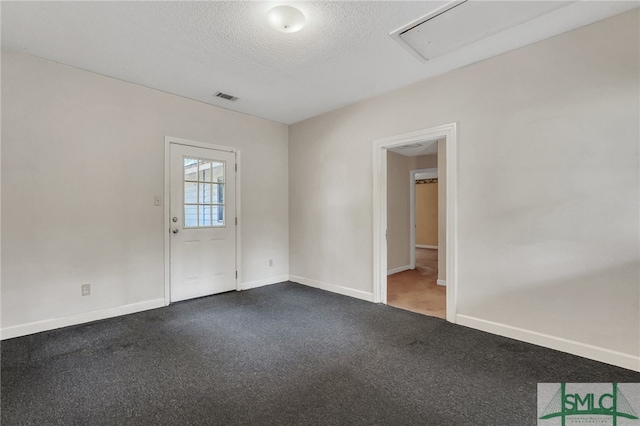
[1, 1, 637, 124]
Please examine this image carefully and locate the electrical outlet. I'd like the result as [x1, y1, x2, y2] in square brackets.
[269, 259, 273, 267]
[154, 196, 162, 207]
[81, 284, 91, 296]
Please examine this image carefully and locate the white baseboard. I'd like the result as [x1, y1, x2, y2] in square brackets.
[456, 314, 640, 372]
[1, 298, 165, 340]
[289, 275, 374, 302]
[240, 275, 289, 290]
[416, 244, 438, 249]
[437, 279, 446, 286]
[387, 265, 412, 275]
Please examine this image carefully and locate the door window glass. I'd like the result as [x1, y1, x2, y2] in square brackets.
[183, 157, 225, 228]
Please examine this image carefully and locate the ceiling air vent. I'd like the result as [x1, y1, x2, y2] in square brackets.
[390, 0, 570, 62]
[215, 92, 239, 101]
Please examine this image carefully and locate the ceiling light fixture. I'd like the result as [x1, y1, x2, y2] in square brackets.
[267, 5, 306, 33]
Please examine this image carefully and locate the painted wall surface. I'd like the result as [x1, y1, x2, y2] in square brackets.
[415, 155, 438, 171]
[289, 10, 640, 358]
[437, 140, 446, 282]
[1, 50, 289, 330]
[416, 183, 438, 246]
[386, 151, 412, 272]
[386, 153, 437, 272]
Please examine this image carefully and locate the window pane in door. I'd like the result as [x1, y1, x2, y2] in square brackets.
[199, 183, 212, 204]
[182, 156, 227, 228]
[184, 158, 198, 181]
[185, 182, 197, 204]
[211, 162, 225, 183]
[184, 204, 198, 228]
[199, 205, 211, 227]
[212, 206, 224, 227]
[212, 184, 224, 204]
[201, 161, 213, 182]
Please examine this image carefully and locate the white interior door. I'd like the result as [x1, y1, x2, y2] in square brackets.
[169, 143, 236, 302]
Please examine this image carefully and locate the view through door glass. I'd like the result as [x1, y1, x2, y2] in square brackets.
[183, 158, 226, 228]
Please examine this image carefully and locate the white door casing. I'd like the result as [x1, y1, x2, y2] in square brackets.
[167, 139, 237, 303]
[372, 123, 457, 323]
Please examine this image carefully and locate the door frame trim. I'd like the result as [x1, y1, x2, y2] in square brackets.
[164, 136, 241, 306]
[372, 123, 458, 323]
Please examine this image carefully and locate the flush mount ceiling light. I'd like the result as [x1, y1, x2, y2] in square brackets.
[267, 5, 306, 33]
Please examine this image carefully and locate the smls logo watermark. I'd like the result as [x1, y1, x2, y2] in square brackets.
[538, 383, 640, 426]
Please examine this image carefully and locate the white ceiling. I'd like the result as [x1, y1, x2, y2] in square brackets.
[1, 1, 637, 125]
[388, 139, 440, 157]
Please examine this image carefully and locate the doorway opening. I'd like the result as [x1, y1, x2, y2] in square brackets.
[372, 123, 457, 323]
[387, 164, 445, 318]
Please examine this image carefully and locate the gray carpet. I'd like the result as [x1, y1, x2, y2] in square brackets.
[2, 282, 639, 425]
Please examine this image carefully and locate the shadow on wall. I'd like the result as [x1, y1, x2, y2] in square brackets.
[461, 260, 640, 357]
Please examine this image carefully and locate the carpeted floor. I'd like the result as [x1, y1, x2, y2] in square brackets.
[388, 248, 446, 318]
[2, 282, 639, 425]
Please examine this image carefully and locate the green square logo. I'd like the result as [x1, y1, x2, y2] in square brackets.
[538, 383, 640, 426]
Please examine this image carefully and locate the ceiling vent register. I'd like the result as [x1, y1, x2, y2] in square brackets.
[215, 92, 239, 102]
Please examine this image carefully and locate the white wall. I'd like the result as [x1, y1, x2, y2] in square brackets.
[415, 181, 438, 246]
[437, 140, 446, 283]
[387, 153, 438, 272]
[415, 155, 438, 171]
[289, 10, 639, 368]
[386, 151, 412, 272]
[1, 50, 289, 336]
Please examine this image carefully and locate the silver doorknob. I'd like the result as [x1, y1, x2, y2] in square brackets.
[171, 228, 179, 234]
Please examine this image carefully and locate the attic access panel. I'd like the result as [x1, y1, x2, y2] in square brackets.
[390, 0, 573, 62]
